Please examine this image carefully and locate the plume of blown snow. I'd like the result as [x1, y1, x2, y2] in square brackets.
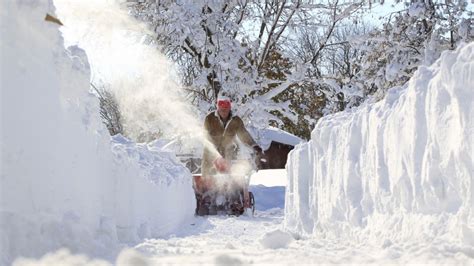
[53, 0, 207, 145]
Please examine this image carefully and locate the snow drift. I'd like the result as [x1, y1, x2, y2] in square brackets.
[0, 1, 194, 264]
[285, 43, 473, 253]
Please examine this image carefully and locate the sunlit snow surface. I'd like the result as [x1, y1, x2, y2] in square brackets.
[4, 0, 474, 264]
[14, 166, 472, 265]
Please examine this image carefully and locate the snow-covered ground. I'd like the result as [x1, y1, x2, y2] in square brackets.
[12, 172, 290, 265]
[15, 187, 469, 265]
[13, 164, 472, 265]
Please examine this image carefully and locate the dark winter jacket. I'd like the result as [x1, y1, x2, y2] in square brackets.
[201, 111, 257, 176]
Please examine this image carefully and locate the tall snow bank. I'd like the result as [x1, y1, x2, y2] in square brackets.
[0, 1, 193, 264]
[285, 43, 473, 251]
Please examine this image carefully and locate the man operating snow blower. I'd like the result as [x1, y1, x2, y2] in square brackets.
[194, 95, 263, 216]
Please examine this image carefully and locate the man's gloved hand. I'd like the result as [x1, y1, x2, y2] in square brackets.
[253, 145, 265, 169]
[253, 145, 263, 155]
[213, 157, 230, 173]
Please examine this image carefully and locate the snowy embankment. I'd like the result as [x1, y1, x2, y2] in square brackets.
[286, 42, 473, 256]
[0, 1, 193, 264]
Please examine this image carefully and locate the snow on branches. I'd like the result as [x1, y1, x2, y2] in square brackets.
[127, 0, 472, 140]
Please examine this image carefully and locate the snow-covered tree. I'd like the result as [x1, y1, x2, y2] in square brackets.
[129, 0, 369, 139]
[346, 0, 472, 102]
[130, 1, 296, 105]
[126, 0, 471, 140]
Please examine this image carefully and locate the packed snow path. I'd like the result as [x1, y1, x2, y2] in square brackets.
[131, 208, 469, 265]
[14, 188, 471, 265]
[135, 209, 288, 264]
[10, 166, 471, 265]
[126, 171, 470, 265]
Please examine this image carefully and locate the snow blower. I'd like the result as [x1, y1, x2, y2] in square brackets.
[193, 158, 257, 216]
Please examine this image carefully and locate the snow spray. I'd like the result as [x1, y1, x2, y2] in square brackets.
[53, 0, 260, 180]
[54, 0, 221, 158]
[55, 0, 256, 184]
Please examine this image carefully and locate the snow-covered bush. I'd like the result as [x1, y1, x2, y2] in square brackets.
[92, 84, 123, 136]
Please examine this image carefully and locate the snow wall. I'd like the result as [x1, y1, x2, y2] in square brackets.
[285, 43, 473, 250]
[0, 1, 194, 264]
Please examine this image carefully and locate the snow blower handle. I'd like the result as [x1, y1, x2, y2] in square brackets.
[252, 145, 263, 154]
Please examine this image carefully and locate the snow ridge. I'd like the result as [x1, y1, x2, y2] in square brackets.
[285, 43, 473, 255]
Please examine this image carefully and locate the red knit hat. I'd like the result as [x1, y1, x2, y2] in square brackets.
[217, 96, 231, 109]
